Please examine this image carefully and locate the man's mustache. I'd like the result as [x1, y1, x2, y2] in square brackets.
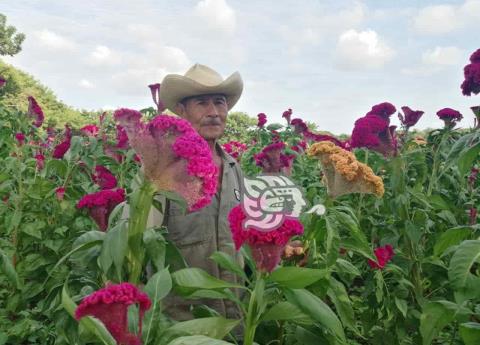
[202, 119, 222, 126]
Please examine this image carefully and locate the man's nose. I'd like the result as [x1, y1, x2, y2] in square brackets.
[206, 100, 219, 116]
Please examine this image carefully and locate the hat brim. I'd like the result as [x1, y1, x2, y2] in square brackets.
[160, 71, 243, 114]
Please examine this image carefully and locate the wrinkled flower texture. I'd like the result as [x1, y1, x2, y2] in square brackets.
[114, 109, 218, 212]
[75, 282, 151, 345]
[27, 96, 44, 128]
[77, 189, 125, 231]
[53, 125, 72, 159]
[93, 165, 118, 190]
[399, 106, 424, 128]
[15, 132, 25, 144]
[257, 113, 267, 127]
[222, 141, 247, 161]
[368, 244, 394, 269]
[461, 48, 480, 96]
[254, 142, 295, 175]
[80, 124, 99, 137]
[436, 108, 463, 126]
[290, 118, 345, 148]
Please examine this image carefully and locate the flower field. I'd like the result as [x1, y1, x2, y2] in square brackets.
[0, 49, 480, 345]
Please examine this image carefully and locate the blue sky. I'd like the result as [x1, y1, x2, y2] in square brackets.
[2, 0, 479, 134]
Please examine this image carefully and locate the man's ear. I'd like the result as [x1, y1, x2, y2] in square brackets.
[174, 102, 185, 116]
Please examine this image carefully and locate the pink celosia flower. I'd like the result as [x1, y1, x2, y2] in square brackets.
[366, 102, 396, 119]
[77, 189, 125, 231]
[148, 83, 166, 112]
[15, 132, 25, 145]
[80, 124, 99, 137]
[303, 131, 346, 148]
[53, 125, 72, 159]
[254, 142, 295, 175]
[291, 118, 308, 134]
[75, 282, 151, 345]
[114, 109, 218, 211]
[56, 187, 65, 200]
[368, 244, 394, 269]
[282, 108, 292, 125]
[115, 125, 129, 149]
[437, 108, 463, 127]
[257, 113, 267, 128]
[222, 141, 247, 162]
[399, 106, 424, 128]
[93, 165, 118, 190]
[27, 96, 44, 128]
[0, 76, 6, 88]
[35, 153, 45, 170]
[228, 204, 304, 272]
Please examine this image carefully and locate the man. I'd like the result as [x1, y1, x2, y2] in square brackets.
[146, 64, 245, 320]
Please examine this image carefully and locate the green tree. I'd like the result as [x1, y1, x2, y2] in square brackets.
[222, 111, 256, 143]
[0, 14, 25, 56]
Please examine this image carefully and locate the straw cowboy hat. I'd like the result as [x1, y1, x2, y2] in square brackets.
[159, 64, 243, 114]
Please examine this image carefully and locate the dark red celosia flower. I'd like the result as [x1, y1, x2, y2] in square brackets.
[368, 244, 394, 269]
[303, 131, 345, 148]
[291, 118, 308, 134]
[114, 108, 143, 127]
[75, 282, 151, 345]
[291, 140, 307, 153]
[148, 83, 166, 112]
[77, 189, 125, 231]
[461, 63, 480, 96]
[27, 96, 44, 128]
[228, 204, 304, 272]
[470, 208, 478, 225]
[257, 113, 267, 127]
[99, 111, 106, 125]
[93, 165, 118, 190]
[437, 108, 463, 127]
[254, 142, 295, 175]
[350, 114, 397, 156]
[469, 167, 479, 187]
[366, 102, 396, 119]
[35, 153, 45, 170]
[282, 108, 292, 125]
[80, 124, 99, 137]
[15, 133, 25, 145]
[470, 49, 480, 63]
[56, 187, 65, 200]
[0, 76, 6, 88]
[52, 125, 72, 159]
[399, 106, 424, 128]
[115, 125, 129, 149]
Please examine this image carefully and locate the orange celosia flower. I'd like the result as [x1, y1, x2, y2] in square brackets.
[307, 141, 384, 198]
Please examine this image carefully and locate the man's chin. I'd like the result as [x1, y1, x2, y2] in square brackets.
[200, 129, 224, 141]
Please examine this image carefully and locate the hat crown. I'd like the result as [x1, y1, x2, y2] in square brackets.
[184, 64, 224, 87]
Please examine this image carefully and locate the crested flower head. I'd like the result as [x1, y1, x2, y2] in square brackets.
[15, 132, 25, 145]
[303, 130, 346, 148]
[257, 113, 267, 127]
[222, 141, 247, 161]
[93, 165, 118, 190]
[350, 113, 396, 156]
[282, 108, 292, 125]
[366, 102, 396, 119]
[35, 153, 45, 170]
[77, 188, 125, 231]
[368, 244, 394, 269]
[291, 118, 308, 134]
[228, 204, 304, 272]
[148, 83, 166, 112]
[115, 125, 129, 149]
[307, 141, 384, 198]
[114, 109, 218, 211]
[437, 108, 463, 127]
[55, 187, 65, 201]
[75, 282, 151, 345]
[254, 142, 294, 175]
[461, 63, 480, 96]
[27, 96, 44, 128]
[399, 106, 424, 128]
[80, 124, 99, 137]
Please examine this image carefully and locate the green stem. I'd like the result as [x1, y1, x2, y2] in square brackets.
[127, 179, 156, 284]
[243, 273, 263, 345]
[427, 131, 448, 196]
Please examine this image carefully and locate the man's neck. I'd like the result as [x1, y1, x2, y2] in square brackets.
[207, 139, 218, 154]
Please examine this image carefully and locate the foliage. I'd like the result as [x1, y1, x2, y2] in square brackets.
[0, 14, 25, 57]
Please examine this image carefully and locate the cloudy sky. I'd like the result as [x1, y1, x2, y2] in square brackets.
[2, 0, 479, 134]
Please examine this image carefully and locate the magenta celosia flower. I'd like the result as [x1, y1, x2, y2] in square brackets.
[114, 109, 218, 211]
[93, 165, 118, 190]
[148, 83, 166, 113]
[80, 124, 99, 137]
[56, 187, 65, 200]
[366, 102, 396, 119]
[461, 63, 480, 96]
[470, 207, 478, 225]
[77, 189, 125, 231]
[437, 108, 463, 127]
[53, 125, 72, 159]
[350, 114, 396, 156]
[282, 108, 292, 125]
[0, 76, 6, 88]
[291, 118, 308, 134]
[228, 204, 304, 272]
[291, 140, 307, 153]
[399, 106, 424, 128]
[368, 244, 394, 270]
[469, 167, 479, 188]
[116, 125, 129, 149]
[222, 141, 247, 162]
[303, 131, 346, 148]
[27, 96, 44, 128]
[257, 113, 267, 128]
[15, 133, 25, 145]
[470, 49, 480, 63]
[254, 142, 295, 175]
[75, 282, 151, 345]
[35, 153, 45, 170]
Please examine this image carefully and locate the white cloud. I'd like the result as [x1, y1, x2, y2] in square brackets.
[335, 29, 395, 70]
[33, 29, 76, 51]
[87, 45, 121, 65]
[79, 79, 95, 89]
[422, 46, 463, 66]
[194, 0, 236, 34]
[413, 0, 480, 34]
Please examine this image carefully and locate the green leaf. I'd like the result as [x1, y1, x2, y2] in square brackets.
[210, 251, 247, 281]
[268, 267, 327, 288]
[395, 297, 408, 318]
[285, 288, 346, 343]
[99, 221, 128, 275]
[458, 142, 480, 176]
[448, 240, 480, 290]
[21, 221, 45, 239]
[327, 278, 358, 334]
[167, 335, 234, 345]
[144, 268, 172, 302]
[61, 284, 116, 345]
[420, 300, 471, 345]
[0, 249, 22, 289]
[172, 268, 242, 290]
[144, 228, 166, 271]
[434, 227, 472, 257]
[266, 123, 283, 130]
[460, 322, 480, 345]
[166, 317, 240, 340]
[335, 258, 361, 276]
[261, 301, 310, 323]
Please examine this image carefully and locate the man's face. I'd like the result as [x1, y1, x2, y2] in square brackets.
[175, 94, 228, 141]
